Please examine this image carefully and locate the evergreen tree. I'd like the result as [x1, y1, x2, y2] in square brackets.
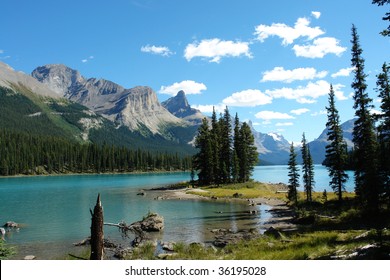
[287, 142, 299, 204]
[376, 62, 390, 205]
[219, 107, 232, 183]
[237, 122, 258, 182]
[351, 24, 381, 211]
[325, 84, 349, 201]
[372, 0, 390, 36]
[210, 107, 221, 184]
[301, 133, 314, 202]
[193, 118, 214, 185]
[232, 113, 241, 183]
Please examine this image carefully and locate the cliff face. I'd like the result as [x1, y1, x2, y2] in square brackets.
[162, 90, 204, 125]
[32, 64, 184, 135]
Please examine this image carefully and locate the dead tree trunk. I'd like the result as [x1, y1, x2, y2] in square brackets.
[90, 194, 104, 260]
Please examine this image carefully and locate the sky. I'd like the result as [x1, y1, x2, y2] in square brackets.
[1, 0, 389, 144]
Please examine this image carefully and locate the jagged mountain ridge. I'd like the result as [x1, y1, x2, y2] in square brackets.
[161, 90, 204, 125]
[32, 64, 184, 137]
[0, 62, 195, 155]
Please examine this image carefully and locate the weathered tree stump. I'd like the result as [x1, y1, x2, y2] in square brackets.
[90, 194, 104, 260]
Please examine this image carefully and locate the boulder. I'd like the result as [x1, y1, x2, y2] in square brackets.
[264, 227, 283, 239]
[4, 221, 18, 228]
[132, 213, 164, 232]
[24, 255, 36, 260]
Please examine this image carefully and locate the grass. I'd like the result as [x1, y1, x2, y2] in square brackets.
[0, 240, 15, 260]
[163, 229, 390, 260]
[187, 181, 289, 200]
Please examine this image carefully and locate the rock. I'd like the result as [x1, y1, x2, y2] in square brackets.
[157, 253, 178, 259]
[114, 247, 133, 260]
[137, 192, 145, 196]
[264, 227, 283, 239]
[233, 193, 242, 198]
[4, 221, 18, 228]
[161, 241, 175, 252]
[24, 255, 36, 260]
[213, 229, 260, 248]
[132, 212, 164, 232]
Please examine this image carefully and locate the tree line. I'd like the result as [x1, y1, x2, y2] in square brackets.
[287, 23, 390, 217]
[192, 107, 258, 185]
[0, 129, 192, 176]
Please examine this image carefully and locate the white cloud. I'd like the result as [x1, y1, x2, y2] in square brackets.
[81, 55, 94, 63]
[311, 11, 321, 19]
[261, 67, 328, 83]
[265, 80, 346, 103]
[293, 37, 347, 58]
[276, 122, 294, 126]
[311, 110, 327, 116]
[222, 89, 272, 107]
[0, 50, 3, 54]
[290, 108, 310, 115]
[331, 67, 355, 78]
[254, 17, 324, 45]
[159, 80, 207, 96]
[184, 38, 252, 63]
[141, 45, 174, 57]
[255, 110, 295, 120]
[192, 104, 225, 114]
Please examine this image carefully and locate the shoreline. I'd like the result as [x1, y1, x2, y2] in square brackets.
[147, 184, 297, 232]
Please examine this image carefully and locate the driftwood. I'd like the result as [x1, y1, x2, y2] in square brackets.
[90, 194, 104, 260]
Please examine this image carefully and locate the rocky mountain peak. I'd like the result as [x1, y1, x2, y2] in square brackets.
[161, 91, 204, 124]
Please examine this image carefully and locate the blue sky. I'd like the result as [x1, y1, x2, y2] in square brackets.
[1, 0, 389, 143]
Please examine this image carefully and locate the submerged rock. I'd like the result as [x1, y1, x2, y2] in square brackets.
[4, 221, 18, 228]
[132, 212, 164, 232]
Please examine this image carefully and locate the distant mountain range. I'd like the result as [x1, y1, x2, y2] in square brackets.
[0, 61, 355, 165]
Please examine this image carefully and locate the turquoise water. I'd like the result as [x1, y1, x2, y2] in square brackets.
[253, 165, 355, 193]
[0, 165, 355, 259]
[0, 172, 269, 259]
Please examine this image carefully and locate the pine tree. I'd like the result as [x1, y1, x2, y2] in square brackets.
[237, 122, 258, 182]
[301, 133, 314, 202]
[193, 118, 214, 185]
[325, 84, 349, 201]
[232, 113, 241, 183]
[210, 107, 221, 184]
[376, 62, 390, 205]
[351, 24, 381, 211]
[287, 142, 299, 204]
[219, 107, 232, 183]
[372, 0, 390, 36]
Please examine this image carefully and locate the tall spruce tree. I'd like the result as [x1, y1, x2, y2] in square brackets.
[211, 107, 221, 184]
[376, 62, 390, 205]
[301, 133, 314, 202]
[237, 122, 258, 182]
[351, 24, 381, 211]
[232, 113, 241, 183]
[219, 107, 232, 183]
[193, 118, 214, 185]
[287, 142, 299, 204]
[325, 84, 349, 201]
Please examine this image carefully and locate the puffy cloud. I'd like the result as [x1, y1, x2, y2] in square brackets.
[254, 17, 324, 45]
[192, 104, 225, 113]
[276, 122, 294, 126]
[265, 80, 346, 103]
[290, 108, 310, 115]
[184, 38, 252, 63]
[310, 110, 327, 116]
[261, 67, 327, 83]
[222, 89, 272, 107]
[141, 45, 174, 57]
[255, 110, 295, 120]
[331, 67, 355, 78]
[81, 56, 94, 63]
[293, 37, 347, 58]
[159, 80, 207, 96]
[311, 11, 321, 19]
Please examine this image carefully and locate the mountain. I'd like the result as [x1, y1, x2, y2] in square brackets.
[248, 121, 291, 165]
[161, 90, 204, 125]
[31, 64, 185, 138]
[308, 119, 355, 164]
[0, 62, 195, 155]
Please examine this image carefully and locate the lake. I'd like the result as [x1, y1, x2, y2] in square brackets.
[0, 165, 354, 259]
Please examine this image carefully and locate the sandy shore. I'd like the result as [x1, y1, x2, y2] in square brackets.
[148, 187, 297, 232]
